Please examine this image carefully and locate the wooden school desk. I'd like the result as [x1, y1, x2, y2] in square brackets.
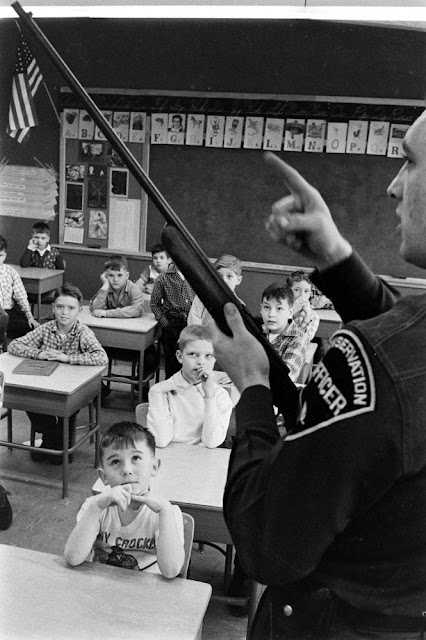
[93, 442, 261, 634]
[79, 306, 158, 404]
[0, 544, 212, 640]
[315, 308, 342, 339]
[0, 352, 105, 498]
[10, 264, 64, 321]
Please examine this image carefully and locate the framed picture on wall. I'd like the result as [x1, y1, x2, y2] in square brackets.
[65, 182, 84, 210]
[110, 168, 128, 197]
[79, 141, 106, 162]
[87, 179, 107, 208]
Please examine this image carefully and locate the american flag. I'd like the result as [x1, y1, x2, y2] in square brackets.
[7, 31, 43, 144]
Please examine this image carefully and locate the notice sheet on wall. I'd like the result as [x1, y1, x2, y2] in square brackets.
[108, 198, 140, 252]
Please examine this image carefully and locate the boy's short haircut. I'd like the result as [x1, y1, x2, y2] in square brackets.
[151, 243, 169, 257]
[287, 270, 312, 288]
[214, 254, 242, 277]
[178, 324, 213, 351]
[262, 283, 294, 306]
[104, 255, 128, 271]
[99, 421, 156, 464]
[33, 221, 51, 235]
[0, 235, 7, 252]
[53, 282, 83, 303]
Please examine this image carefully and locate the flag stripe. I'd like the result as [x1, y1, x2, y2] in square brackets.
[6, 33, 43, 144]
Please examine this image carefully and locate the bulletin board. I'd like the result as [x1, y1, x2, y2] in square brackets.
[59, 89, 425, 277]
[60, 124, 148, 253]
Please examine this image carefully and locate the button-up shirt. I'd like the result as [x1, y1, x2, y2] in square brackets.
[8, 319, 108, 366]
[264, 321, 309, 382]
[0, 265, 33, 319]
[90, 280, 144, 318]
[150, 266, 195, 328]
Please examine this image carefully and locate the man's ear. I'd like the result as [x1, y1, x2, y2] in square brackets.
[151, 457, 161, 477]
[237, 275, 242, 286]
[175, 349, 183, 364]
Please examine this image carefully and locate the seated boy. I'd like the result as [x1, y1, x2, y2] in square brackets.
[260, 282, 309, 383]
[0, 234, 38, 343]
[187, 254, 243, 326]
[150, 263, 195, 379]
[286, 270, 320, 342]
[64, 421, 184, 579]
[20, 221, 65, 270]
[90, 255, 144, 318]
[90, 255, 157, 397]
[135, 243, 172, 296]
[147, 325, 233, 448]
[8, 283, 108, 463]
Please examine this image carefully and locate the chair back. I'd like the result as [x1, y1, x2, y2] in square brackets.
[135, 402, 149, 427]
[179, 512, 195, 579]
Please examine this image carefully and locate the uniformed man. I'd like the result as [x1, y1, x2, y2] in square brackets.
[209, 109, 426, 639]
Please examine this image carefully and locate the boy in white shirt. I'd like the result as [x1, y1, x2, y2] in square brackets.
[147, 325, 233, 448]
[64, 421, 184, 578]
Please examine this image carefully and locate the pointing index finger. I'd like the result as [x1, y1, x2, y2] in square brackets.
[264, 151, 317, 204]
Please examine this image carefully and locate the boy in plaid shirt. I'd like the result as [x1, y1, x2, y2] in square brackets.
[260, 282, 309, 383]
[150, 264, 195, 379]
[0, 235, 38, 345]
[8, 283, 108, 464]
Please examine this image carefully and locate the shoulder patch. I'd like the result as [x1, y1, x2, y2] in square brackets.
[288, 329, 376, 440]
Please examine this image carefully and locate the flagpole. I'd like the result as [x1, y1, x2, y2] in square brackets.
[42, 80, 60, 124]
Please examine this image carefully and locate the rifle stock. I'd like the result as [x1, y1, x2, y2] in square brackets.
[13, 1, 299, 426]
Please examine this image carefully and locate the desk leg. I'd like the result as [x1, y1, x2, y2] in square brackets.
[94, 394, 100, 468]
[62, 417, 69, 499]
[7, 410, 13, 451]
[36, 293, 42, 322]
[138, 348, 145, 405]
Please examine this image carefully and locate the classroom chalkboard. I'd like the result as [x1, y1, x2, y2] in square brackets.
[146, 144, 422, 279]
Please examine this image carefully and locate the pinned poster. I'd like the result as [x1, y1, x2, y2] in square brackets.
[283, 119, 305, 152]
[223, 116, 243, 149]
[185, 114, 205, 146]
[94, 111, 113, 141]
[326, 122, 348, 154]
[243, 117, 264, 149]
[304, 119, 326, 153]
[205, 116, 225, 148]
[387, 123, 409, 158]
[78, 110, 95, 140]
[62, 109, 79, 139]
[113, 112, 130, 142]
[168, 113, 186, 145]
[150, 114, 168, 144]
[346, 121, 368, 154]
[263, 118, 284, 151]
[367, 121, 390, 156]
[129, 112, 146, 143]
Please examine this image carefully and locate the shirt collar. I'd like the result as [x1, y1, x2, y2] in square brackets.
[36, 244, 51, 256]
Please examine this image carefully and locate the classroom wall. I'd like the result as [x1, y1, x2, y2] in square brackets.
[1, 17, 426, 300]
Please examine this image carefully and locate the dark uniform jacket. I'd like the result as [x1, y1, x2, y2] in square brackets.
[224, 251, 425, 619]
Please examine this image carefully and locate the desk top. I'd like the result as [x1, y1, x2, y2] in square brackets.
[0, 544, 211, 640]
[79, 306, 158, 334]
[9, 264, 65, 280]
[316, 308, 342, 323]
[94, 443, 230, 511]
[154, 443, 230, 510]
[0, 352, 106, 395]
